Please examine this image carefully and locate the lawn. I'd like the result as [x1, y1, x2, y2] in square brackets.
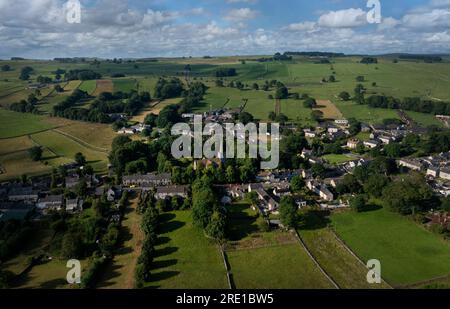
[98, 197, 144, 289]
[322, 153, 355, 165]
[331, 207, 450, 286]
[147, 211, 228, 289]
[299, 228, 390, 289]
[0, 109, 57, 138]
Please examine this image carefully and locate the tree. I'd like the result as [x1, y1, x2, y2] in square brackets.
[28, 146, 43, 161]
[311, 110, 324, 122]
[364, 175, 389, 197]
[61, 233, 83, 258]
[246, 191, 259, 206]
[54, 84, 64, 93]
[252, 83, 259, 90]
[384, 143, 402, 158]
[382, 172, 437, 215]
[338, 91, 351, 101]
[303, 98, 317, 108]
[348, 118, 361, 135]
[19, 66, 33, 80]
[275, 86, 289, 99]
[441, 197, 450, 212]
[205, 211, 226, 240]
[268, 111, 277, 121]
[350, 195, 367, 212]
[279, 196, 298, 229]
[290, 175, 304, 192]
[329, 75, 336, 82]
[76, 179, 88, 197]
[225, 166, 236, 183]
[238, 112, 254, 124]
[1, 65, 11, 72]
[75, 152, 86, 166]
[356, 75, 365, 82]
[311, 164, 326, 178]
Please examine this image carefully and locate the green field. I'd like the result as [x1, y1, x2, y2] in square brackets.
[30, 130, 108, 172]
[78, 80, 97, 94]
[0, 109, 57, 138]
[0, 227, 88, 289]
[299, 228, 390, 289]
[322, 153, 356, 164]
[331, 207, 450, 286]
[147, 211, 228, 289]
[225, 203, 334, 289]
[113, 78, 137, 92]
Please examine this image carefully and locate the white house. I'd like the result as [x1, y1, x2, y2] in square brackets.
[364, 140, 380, 149]
[440, 168, 450, 181]
[426, 167, 440, 178]
[398, 159, 422, 171]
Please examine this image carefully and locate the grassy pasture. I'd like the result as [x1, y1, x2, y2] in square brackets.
[78, 80, 97, 95]
[225, 203, 334, 289]
[0, 150, 52, 181]
[30, 130, 108, 172]
[92, 80, 114, 96]
[299, 228, 390, 289]
[314, 99, 343, 120]
[112, 78, 137, 92]
[331, 207, 450, 286]
[147, 211, 228, 289]
[0, 109, 57, 138]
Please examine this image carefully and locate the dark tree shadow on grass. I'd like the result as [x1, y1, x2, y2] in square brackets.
[299, 210, 331, 230]
[155, 246, 178, 258]
[360, 203, 383, 213]
[148, 270, 180, 285]
[226, 204, 259, 241]
[39, 278, 67, 289]
[151, 259, 178, 270]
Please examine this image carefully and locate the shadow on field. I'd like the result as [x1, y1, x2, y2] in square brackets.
[226, 204, 259, 241]
[39, 278, 67, 289]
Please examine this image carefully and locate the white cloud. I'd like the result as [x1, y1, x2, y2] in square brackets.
[402, 9, 450, 30]
[283, 21, 317, 32]
[318, 8, 368, 28]
[224, 8, 258, 22]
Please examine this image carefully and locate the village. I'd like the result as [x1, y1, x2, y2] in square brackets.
[2, 109, 449, 233]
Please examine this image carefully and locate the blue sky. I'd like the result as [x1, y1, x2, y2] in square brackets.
[0, 0, 450, 58]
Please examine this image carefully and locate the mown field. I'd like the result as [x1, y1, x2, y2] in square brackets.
[147, 211, 228, 289]
[224, 203, 334, 289]
[299, 228, 390, 289]
[331, 207, 450, 287]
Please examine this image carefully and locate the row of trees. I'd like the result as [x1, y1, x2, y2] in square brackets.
[192, 177, 227, 241]
[65, 69, 102, 81]
[135, 193, 160, 288]
[364, 95, 450, 116]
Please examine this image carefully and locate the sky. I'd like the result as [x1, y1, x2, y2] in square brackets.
[0, 0, 450, 59]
